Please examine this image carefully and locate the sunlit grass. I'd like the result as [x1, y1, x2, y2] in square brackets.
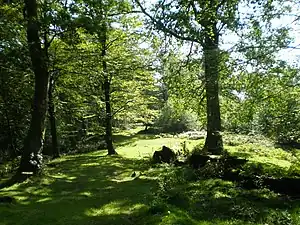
[1, 130, 300, 225]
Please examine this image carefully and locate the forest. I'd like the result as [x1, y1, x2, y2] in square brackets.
[1, 0, 300, 224]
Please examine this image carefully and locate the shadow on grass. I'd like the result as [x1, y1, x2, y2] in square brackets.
[114, 132, 158, 147]
[0, 151, 164, 225]
[1, 148, 300, 225]
[156, 175, 300, 225]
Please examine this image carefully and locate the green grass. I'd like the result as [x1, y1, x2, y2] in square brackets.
[1, 131, 300, 225]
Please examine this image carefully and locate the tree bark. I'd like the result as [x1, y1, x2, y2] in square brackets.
[103, 78, 116, 155]
[99, 4, 116, 155]
[203, 23, 224, 155]
[18, 0, 50, 175]
[48, 74, 60, 158]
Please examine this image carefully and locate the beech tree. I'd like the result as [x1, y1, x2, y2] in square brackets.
[69, 0, 156, 155]
[135, 0, 241, 154]
[19, 0, 50, 175]
[135, 0, 293, 154]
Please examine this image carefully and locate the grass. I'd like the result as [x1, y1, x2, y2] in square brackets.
[1, 129, 300, 225]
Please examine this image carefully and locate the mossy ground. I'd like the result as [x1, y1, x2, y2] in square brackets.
[1, 129, 300, 225]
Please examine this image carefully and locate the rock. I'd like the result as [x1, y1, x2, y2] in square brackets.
[188, 154, 210, 169]
[0, 196, 15, 204]
[153, 146, 177, 164]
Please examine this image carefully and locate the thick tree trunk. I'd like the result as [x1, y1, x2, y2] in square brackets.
[99, 9, 116, 155]
[18, 0, 50, 175]
[203, 23, 224, 155]
[48, 75, 60, 158]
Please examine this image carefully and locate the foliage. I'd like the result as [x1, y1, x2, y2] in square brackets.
[222, 66, 300, 143]
[154, 102, 202, 133]
[1, 1, 300, 224]
[0, 3, 33, 161]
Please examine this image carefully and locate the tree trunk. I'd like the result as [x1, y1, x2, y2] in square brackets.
[99, 7, 116, 155]
[48, 75, 60, 158]
[18, 0, 50, 175]
[103, 78, 116, 155]
[203, 23, 224, 155]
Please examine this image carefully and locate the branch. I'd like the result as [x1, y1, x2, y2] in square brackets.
[199, 85, 206, 105]
[134, 0, 200, 43]
[112, 100, 135, 117]
[181, 41, 194, 68]
[106, 37, 121, 49]
[108, 10, 142, 16]
[216, 0, 227, 11]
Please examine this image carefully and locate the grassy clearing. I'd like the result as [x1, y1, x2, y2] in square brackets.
[1, 130, 300, 225]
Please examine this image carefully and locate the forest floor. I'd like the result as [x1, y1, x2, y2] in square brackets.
[1, 129, 300, 225]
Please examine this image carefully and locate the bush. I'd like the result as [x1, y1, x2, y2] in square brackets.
[255, 101, 300, 145]
[0, 157, 20, 178]
[154, 103, 201, 133]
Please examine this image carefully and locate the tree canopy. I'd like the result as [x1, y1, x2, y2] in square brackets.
[0, 0, 299, 184]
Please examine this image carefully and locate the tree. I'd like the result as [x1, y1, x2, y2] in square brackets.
[18, 0, 50, 175]
[67, 0, 156, 155]
[135, 0, 241, 154]
[135, 0, 293, 154]
[160, 52, 206, 125]
[0, 3, 32, 161]
[99, 0, 116, 155]
[222, 65, 300, 144]
[48, 71, 60, 158]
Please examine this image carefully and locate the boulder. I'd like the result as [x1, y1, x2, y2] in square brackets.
[153, 146, 176, 163]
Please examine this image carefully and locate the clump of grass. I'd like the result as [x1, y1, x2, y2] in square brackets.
[151, 163, 298, 225]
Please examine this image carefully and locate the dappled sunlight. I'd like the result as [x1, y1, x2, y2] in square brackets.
[213, 190, 231, 199]
[36, 197, 52, 203]
[1, 132, 300, 225]
[250, 156, 291, 168]
[24, 186, 53, 196]
[79, 191, 92, 197]
[80, 162, 101, 167]
[116, 135, 200, 159]
[51, 172, 77, 180]
[85, 200, 146, 217]
[0, 143, 163, 224]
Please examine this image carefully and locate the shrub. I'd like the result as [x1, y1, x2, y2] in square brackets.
[155, 103, 201, 133]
